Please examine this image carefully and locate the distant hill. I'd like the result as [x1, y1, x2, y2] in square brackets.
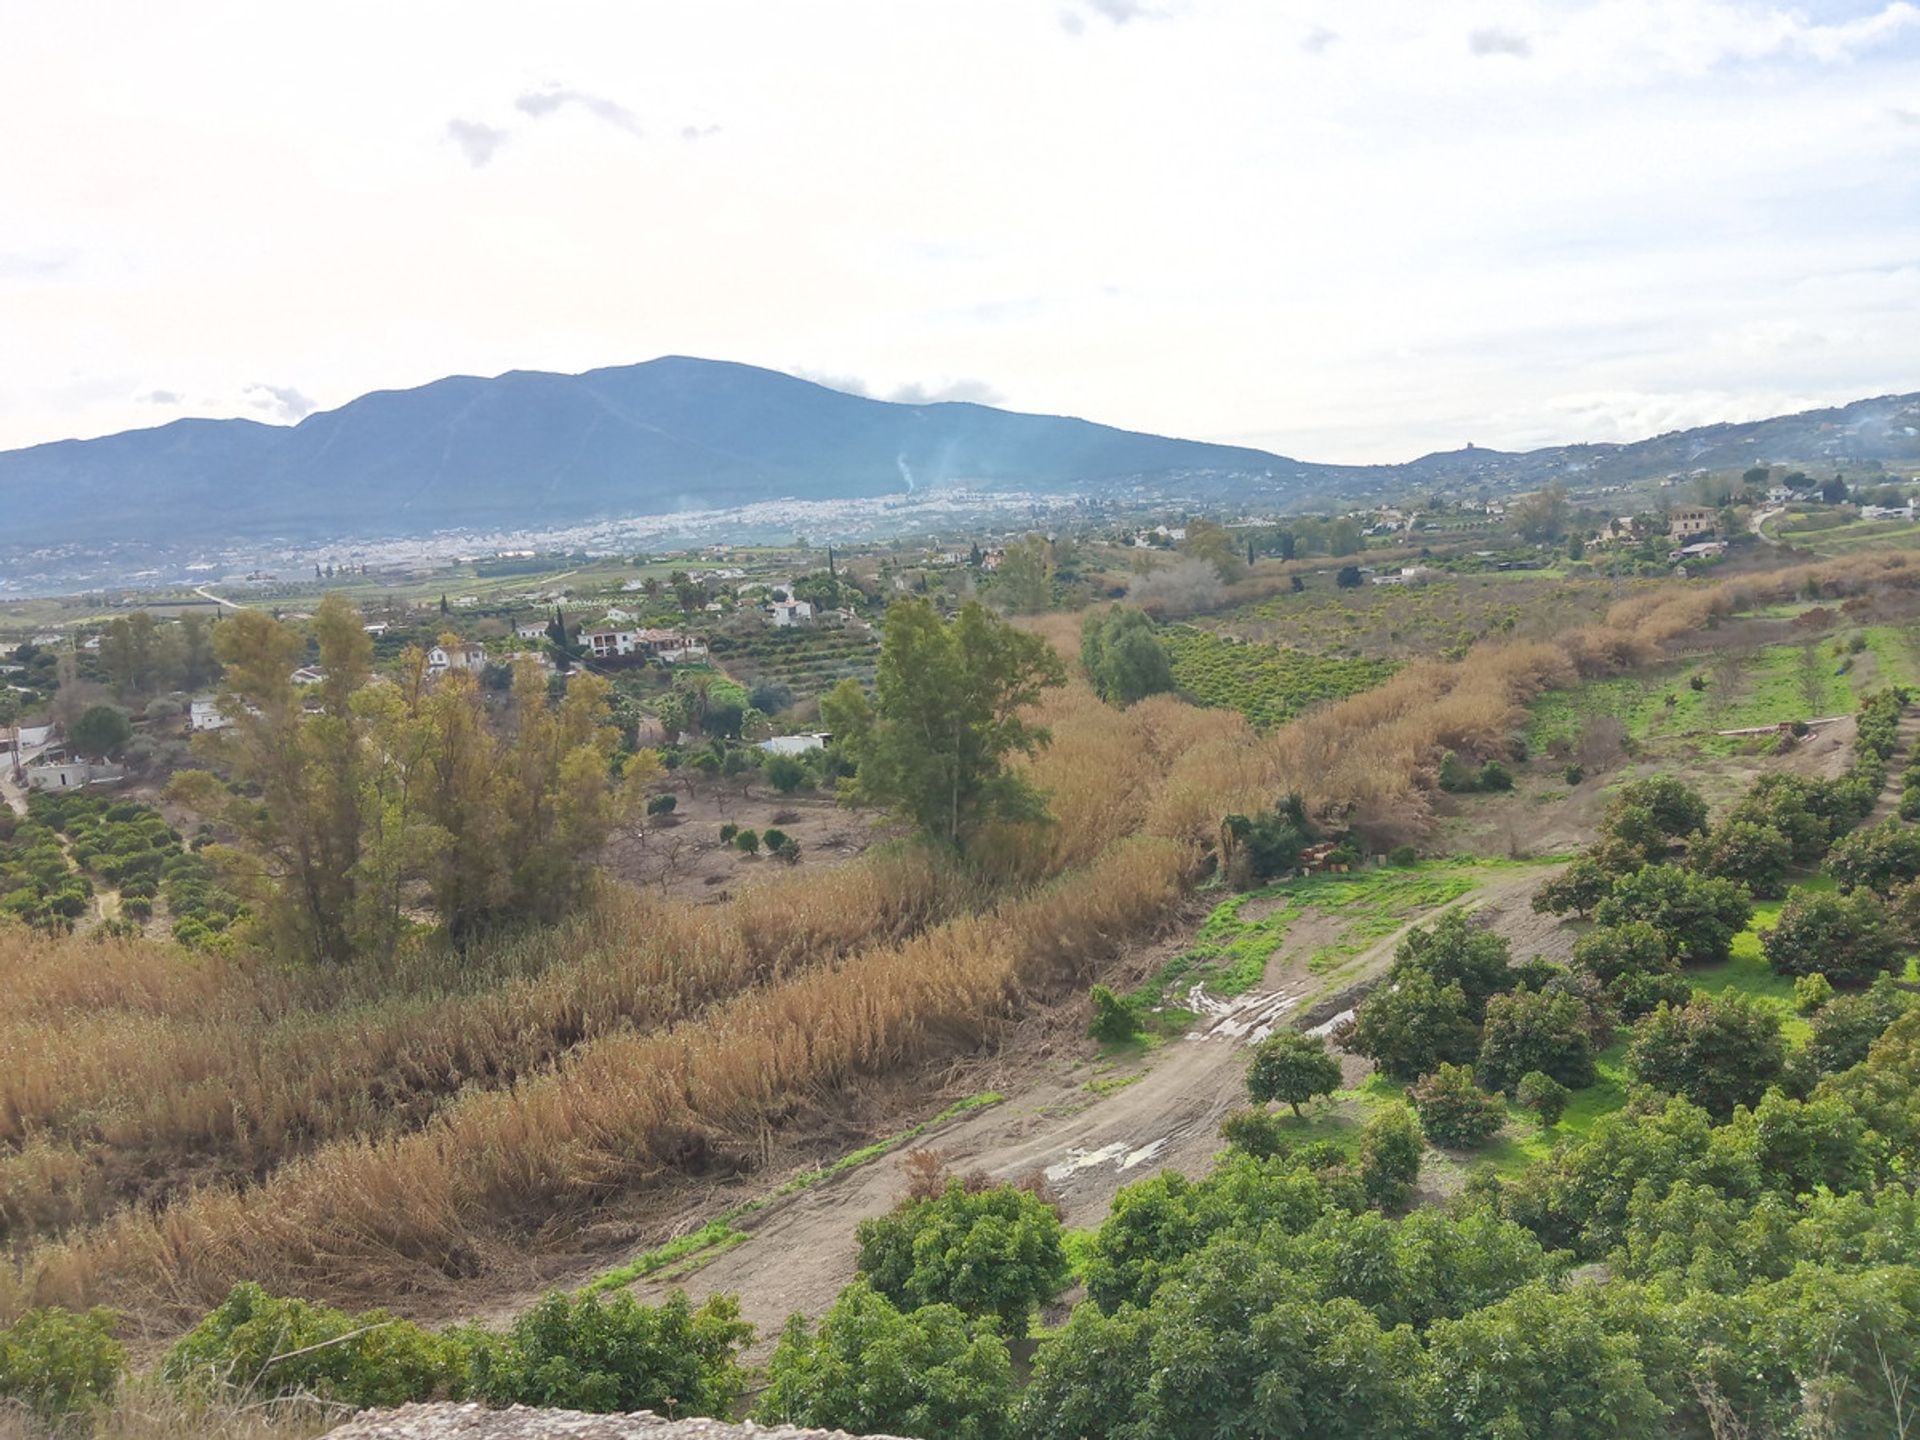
[0, 357, 1914, 549]
[0, 357, 1288, 547]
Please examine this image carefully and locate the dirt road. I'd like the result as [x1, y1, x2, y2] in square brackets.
[622, 865, 1561, 1346]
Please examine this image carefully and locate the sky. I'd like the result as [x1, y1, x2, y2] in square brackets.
[2, 0, 1917, 464]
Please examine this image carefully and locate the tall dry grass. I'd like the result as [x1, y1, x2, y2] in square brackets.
[4, 838, 1195, 1328]
[0, 847, 964, 1243]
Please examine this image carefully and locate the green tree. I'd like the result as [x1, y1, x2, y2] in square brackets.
[69, 704, 131, 759]
[1426, 1281, 1667, 1439]
[1179, 520, 1247, 582]
[822, 599, 1066, 849]
[1348, 971, 1479, 1082]
[1594, 864, 1753, 966]
[1690, 818, 1792, 898]
[1246, 1030, 1344, 1117]
[1510, 483, 1572, 542]
[1357, 1105, 1423, 1210]
[1825, 817, 1920, 896]
[1080, 607, 1174, 706]
[1613, 774, 1709, 839]
[1409, 1063, 1507, 1147]
[1476, 987, 1597, 1094]
[992, 533, 1055, 614]
[1517, 1070, 1571, 1127]
[758, 1282, 1012, 1440]
[469, 1289, 751, 1417]
[1533, 856, 1613, 918]
[1762, 887, 1904, 984]
[855, 1180, 1069, 1331]
[1628, 993, 1784, 1119]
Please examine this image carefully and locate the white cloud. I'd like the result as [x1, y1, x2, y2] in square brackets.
[1468, 27, 1533, 57]
[243, 383, 317, 422]
[0, 0, 1916, 463]
[445, 119, 509, 168]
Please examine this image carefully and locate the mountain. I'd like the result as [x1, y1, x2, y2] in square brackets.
[1, 357, 1915, 552]
[0, 357, 1289, 548]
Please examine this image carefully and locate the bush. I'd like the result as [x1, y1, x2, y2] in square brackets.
[1532, 857, 1613, 917]
[645, 792, 677, 817]
[1627, 993, 1784, 1120]
[756, 1281, 1013, 1440]
[1219, 1106, 1291, 1160]
[1475, 988, 1597, 1094]
[1593, 864, 1753, 966]
[1476, 760, 1514, 792]
[1245, 1030, 1344, 1117]
[1762, 887, 1904, 984]
[1690, 819, 1792, 900]
[856, 1181, 1069, 1331]
[718, 822, 738, 843]
[467, 1289, 750, 1417]
[1794, 973, 1835, 1015]
[162, 1283, 458, 1409]
[1388, 844, 1418, 867]
[1087, 984, 1140, 1044]
[1357, 1105, 1423, 1210]
[1515, 1071, 1570, 1127]
[1826, 818, 1920, 896]
[1563, 764, 1585, 786]
[1410, 1064, 1506, 1147]
[0, 1306, 126, 1421]
[734, 828, 761, 855]
[765, 753, 808, 793]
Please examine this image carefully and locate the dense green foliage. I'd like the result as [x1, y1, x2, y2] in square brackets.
[854, 1180, 1070, 1331]
[1159, 626, 1396, 730]
[757, 1282, 1013, 1440]
[1409, 1063, 1507, 1146]
[0, 1306, 125, 1421]
[1762, 887, 1904, 983]
[1080, 607, 1175, 707]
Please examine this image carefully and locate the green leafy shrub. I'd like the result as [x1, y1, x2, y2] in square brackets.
[1087, 984, 1139, 1043]
[0, 1306, 126, 1421]
[1515, 1071, 1570, 1127]
[1762, 887, 1904, 984]
[1409, 1064, 1506, 1147]
[161, 1283, 458, 1408]
[467, 1290, 750, 1417]
[856, 1181, 1069, 1331]
[757, 1281, 1012, 1440]
[1357, 1105, 1423, 1210]
[733, 828, 760, 855]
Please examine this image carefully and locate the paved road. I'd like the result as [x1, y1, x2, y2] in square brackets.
[1751, 507, 1784, 545]
[192, 584, 246, 610]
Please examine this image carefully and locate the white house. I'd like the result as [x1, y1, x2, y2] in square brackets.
[633, 628, 708, 662]
[290, 665, 327, 686]
[426, 643, 487, 673]
[1370, 566, 1436, 587]
[758, 732, 831, 756]
[515, 621, 551, 640]
[768, 600, 815, 628]
[601, 607, 637, 623]
[362, 622, 391, 637]
[189, 698, 233, 732]
[583, 629, 638, 659]
[27, 758, 125, 791]
[0, 723, 56, 755]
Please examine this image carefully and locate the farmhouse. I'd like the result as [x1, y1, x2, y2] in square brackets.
[188, 697, 232, 732]
[26, 757, 125, 791]
[1668, 506, 1717, 539]
[769, 599, 815, 628]
[515, 621, 551, 640]
[583, 629, 637, 659]
[758, 732, 831, 756]
[426, 643, 487, 673]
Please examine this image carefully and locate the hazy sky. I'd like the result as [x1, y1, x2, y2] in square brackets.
[3, 0, 1916, 463]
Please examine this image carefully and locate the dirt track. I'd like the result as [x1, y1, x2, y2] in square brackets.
[622, 865, 1561, 1348]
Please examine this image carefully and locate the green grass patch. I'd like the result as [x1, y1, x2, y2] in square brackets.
[1085, 1073, 1144, 1097]
[580, 1092, 1004, 1295]
[1129, 860, 1526, 1015]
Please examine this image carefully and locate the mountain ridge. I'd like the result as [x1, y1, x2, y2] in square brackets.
[1, 356, 1915, 549]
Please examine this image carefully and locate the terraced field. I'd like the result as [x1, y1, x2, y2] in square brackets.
[1161, 625, 1397, 730]
[710, 627, 881, 700]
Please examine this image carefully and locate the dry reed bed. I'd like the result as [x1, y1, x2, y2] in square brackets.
[0, 680, 1236, 1250]
[0, 849, 960, 1241]
[4, 838, 1196, 1328]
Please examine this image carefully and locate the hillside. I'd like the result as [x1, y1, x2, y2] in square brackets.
[2, 360, 1914, 555]
[0, 357, 1288, 547]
